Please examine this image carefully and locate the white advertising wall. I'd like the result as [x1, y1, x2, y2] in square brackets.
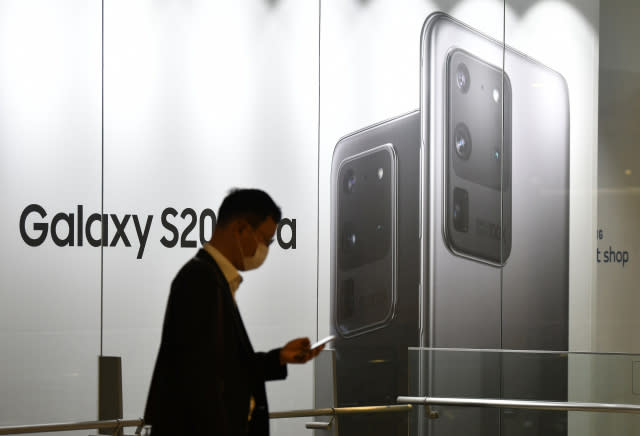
[101, 5, 319, 435]
[1, 1, 319, 436]
[0, 0, 102, 426]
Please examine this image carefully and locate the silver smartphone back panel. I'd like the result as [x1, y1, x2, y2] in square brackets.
[421, 10, 569, 355]
[422, 13, 505, 351]
[420, 12, 569, 436]
[501, 48, 569, 351]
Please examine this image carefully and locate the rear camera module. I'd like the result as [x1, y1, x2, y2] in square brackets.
[456, 63, 470, 93]
[454, 123, 472, 160]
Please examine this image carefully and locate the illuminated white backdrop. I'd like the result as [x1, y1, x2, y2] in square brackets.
[3, 1, 635, 436]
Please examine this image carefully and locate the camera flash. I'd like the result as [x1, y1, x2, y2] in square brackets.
[492, 88, 500, 103]
[377, 168, 384, 180]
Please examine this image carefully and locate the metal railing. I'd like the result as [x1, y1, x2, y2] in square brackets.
[269, 404, 413, 430]
[397, 396, 640, 415]
[0, 406, 412, 435]
[0, 418, 144, 436]
[269, 404, 413, 419]
[5, 397, 640, 435]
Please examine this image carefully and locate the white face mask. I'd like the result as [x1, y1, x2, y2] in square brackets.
[239, 230, 268, 271]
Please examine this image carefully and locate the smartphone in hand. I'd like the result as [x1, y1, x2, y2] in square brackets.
[311, 335, 336, 351]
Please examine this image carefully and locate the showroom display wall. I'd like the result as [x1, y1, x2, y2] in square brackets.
[318, 3, 601, 436]
[101, 5, 319, 436]
[1, 2, 319, 436]
[0, 0, 102, 426]
[2, 1, 640, 436]
[318, 0, 600, 361]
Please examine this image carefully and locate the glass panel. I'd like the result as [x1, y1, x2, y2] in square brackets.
[318, 2, 505, 436]
[0, 1, 101, 433]
[421, 8, 507, 436]
[503, 0, 599, 354]
[102, 2, 319, 435]
[595, 0, 640, 353]
[409, 348, 640, 436]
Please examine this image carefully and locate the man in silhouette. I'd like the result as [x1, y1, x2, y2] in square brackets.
[145, 189, 321, 436]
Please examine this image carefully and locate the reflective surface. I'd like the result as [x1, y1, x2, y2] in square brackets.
[409, 348, 640, 436]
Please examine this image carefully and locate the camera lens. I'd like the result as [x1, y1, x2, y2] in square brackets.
[453, 187, 469, 233]
[454, 123, 472, 160]
[456, 63, 470, 93]
[453, 203, 461, 219]
[493, 149, 501, 162]
[341, 222, 357, 255]
[346, 232, 356, 247]
[343, 169, 356, 193]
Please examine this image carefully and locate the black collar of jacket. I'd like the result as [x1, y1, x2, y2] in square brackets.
[194, 248, 255, 356]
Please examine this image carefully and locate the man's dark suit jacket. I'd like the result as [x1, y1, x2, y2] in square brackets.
[144, 249, 287, 436]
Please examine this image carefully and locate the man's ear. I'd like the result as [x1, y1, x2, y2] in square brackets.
[233, 218, 251, 234]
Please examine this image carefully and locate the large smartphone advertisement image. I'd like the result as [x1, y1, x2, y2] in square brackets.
[421, 11, 569, 436]
[318, 2, 598, 436]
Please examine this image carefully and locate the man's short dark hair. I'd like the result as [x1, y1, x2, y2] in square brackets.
[217, 189, 282, 228]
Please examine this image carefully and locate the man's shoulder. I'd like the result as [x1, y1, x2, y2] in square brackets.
[172, 249, 225, 288]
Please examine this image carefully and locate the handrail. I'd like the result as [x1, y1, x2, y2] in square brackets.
[397, 396, 640, 414]
[0, 407, 412, 435]
[0, 418, 144, 435]
[4, 397, 640, 435]
[269, 404, 413, 419]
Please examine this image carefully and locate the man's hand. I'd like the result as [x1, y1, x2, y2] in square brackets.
[280, 337, 324, 365]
